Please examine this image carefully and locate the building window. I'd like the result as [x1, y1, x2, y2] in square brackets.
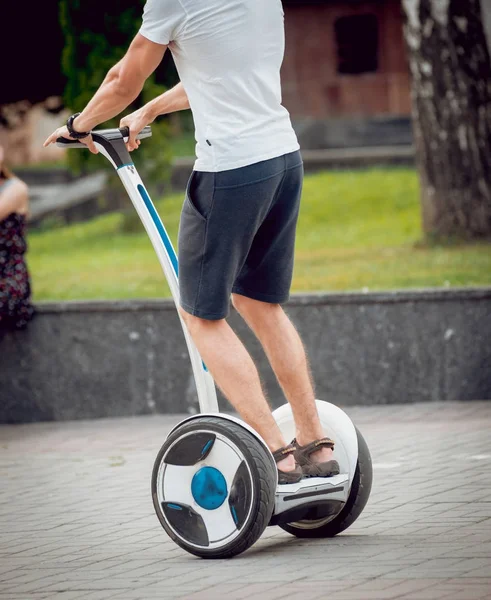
[334, 14, 379, 75]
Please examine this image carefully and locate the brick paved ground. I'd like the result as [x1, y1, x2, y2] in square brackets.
[1, 401, 490, 600]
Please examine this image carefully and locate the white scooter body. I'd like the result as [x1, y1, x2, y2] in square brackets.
[167, 406, 357, 520]
[273, 400, 357, 518]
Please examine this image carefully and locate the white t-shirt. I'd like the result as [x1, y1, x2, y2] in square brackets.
[139, 0, 300, 172]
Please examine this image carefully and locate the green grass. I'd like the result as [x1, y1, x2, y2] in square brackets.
[28, 168, 491, 302]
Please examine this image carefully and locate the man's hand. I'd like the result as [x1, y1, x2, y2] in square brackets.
[120, 107, 154, 152]
[43, 125, 99, 154]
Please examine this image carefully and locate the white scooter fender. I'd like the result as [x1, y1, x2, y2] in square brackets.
[271, 400, 358, 521]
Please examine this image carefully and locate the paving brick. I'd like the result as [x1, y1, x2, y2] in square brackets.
[0, 595, 51, 600]
[0, 402, 490, 600]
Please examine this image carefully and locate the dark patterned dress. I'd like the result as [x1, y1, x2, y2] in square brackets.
[0, 179, 34, 331]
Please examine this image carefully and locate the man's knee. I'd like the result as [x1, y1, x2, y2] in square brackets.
[231, 293, 282, 319]
[178, 305, 224, 334]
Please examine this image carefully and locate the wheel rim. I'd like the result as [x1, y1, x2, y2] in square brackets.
[155, 429, 255, 550]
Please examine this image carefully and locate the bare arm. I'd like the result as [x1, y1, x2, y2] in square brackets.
[145, 82, 190, 119]
[44, 34, 167, 151]
[74, 34, 168, 132]
[0, 180, 29, 221]
[120, 82, 190, 151]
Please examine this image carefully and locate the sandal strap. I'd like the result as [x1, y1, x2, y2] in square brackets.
[294, 437, 335, 456]
[272, 443, 297, 463]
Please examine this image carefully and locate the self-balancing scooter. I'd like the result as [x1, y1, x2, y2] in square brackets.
[58, 126, 373, 559]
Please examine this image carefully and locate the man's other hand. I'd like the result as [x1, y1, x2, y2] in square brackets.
[120, 108, 153, 152]
[43, 126, 99, 154]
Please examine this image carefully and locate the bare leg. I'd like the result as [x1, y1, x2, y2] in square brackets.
[179, 308, 296, 472]
[232, 294, 333, 463]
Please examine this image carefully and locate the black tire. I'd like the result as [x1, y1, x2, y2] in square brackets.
[151, 416, 277, 559]
[280, 427, 372, 538]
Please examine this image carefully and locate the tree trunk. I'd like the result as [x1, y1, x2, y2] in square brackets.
[402, 0, 491, 239]
[482, 2, 491, 58]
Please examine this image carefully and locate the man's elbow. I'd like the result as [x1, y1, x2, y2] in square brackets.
[107, 66, 142, 100]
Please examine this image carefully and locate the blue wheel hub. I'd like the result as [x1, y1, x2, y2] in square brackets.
[191, 466, 228, 510]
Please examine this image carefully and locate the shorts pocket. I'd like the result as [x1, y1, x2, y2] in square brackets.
[179, 198, 206, 260]
[179, 172, 214, 306]
[184, 171, 215, 221]
[178, 200, 207, 307]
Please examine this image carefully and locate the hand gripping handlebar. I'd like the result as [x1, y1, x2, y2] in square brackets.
[56, 125, 153, 168]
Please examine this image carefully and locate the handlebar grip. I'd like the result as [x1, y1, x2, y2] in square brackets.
[120, 125, 152, 140]
[55, 125, 152, 148]
[55, 138, 86, 148]
[137, 125, 152, 139]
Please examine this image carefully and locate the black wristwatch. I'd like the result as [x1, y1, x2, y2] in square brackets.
[66, 113, 91, 139]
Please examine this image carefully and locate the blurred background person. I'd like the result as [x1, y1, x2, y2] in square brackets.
[0, 144, 34, 332]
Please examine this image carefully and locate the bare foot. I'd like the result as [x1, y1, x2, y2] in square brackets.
[276, 453, 297, 473]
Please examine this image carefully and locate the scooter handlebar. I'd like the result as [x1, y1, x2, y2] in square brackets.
[55, 125, 152, 148]
[118, 125, 152, 140]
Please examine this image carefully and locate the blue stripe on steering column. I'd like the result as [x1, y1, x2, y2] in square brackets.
[137, 182, 210, 374]
[137, 183, 178, 276]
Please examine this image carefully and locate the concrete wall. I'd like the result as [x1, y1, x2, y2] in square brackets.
[292, 116, 413, 150]
[1, 289, 490, 423]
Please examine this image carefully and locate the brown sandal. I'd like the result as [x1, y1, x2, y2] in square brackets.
[272, 443, 303, 484]
[293, 437, 340, 478]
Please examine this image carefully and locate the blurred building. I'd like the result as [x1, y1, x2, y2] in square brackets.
[282, 0, 412, 148]
[2, 0, 413, 164]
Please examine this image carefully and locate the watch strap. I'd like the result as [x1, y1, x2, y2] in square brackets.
[66, 113, 91, 139]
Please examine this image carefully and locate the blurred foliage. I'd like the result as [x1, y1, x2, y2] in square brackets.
[28, 168, 491, 301]
[59, 0, 177, 188]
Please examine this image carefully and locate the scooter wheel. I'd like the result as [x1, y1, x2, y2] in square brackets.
[152, 416, 277, 558]
[280, 427, 372, 538]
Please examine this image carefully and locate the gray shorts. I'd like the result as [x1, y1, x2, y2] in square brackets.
[178, 150, 303, 320]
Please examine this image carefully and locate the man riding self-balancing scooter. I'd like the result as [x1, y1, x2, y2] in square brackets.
[45, 0, 372, 558]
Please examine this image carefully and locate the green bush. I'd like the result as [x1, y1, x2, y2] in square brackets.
[59, 0, 173, 189]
